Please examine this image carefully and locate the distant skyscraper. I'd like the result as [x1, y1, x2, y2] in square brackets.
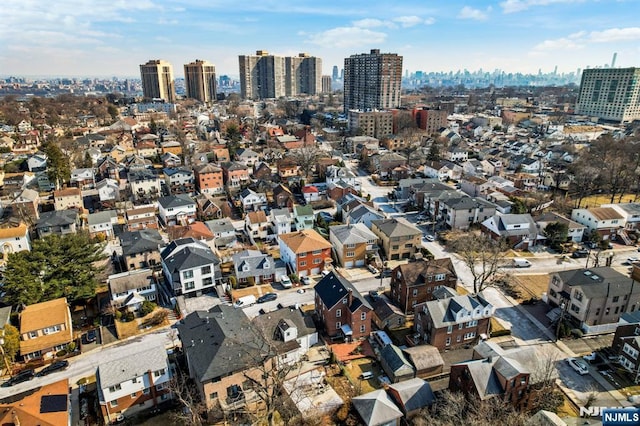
[238, 50, 321, 99]
[343, 49, 403, 113]
[321, 75, 332, 93]
[332, 65, 339, 81]
[184, 59, 217, 103]
[139, 59, 176, 102]
[576, 67, 640, 123]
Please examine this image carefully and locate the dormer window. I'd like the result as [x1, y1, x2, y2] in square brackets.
[243, 263, 250, 272]
[263, 261, 270, 269]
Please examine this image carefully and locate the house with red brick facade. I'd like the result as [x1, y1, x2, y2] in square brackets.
[413, 287, 494, 350]
[390, 258, 458, 314]
[194, 163, 224, 195]
[449, 340, 556, 410]
[314, 271, 372, 340]
[97, 345, 172, 424]
[278, 229, 332, 277]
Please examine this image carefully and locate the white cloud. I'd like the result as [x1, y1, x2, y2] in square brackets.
[458, 6, 490, 20]
[306, 26, 387, 48]
[393, 15, 434, 27]
[533, 26, 640, 53]
[588, 27, 640, 42]
[352, 18, 395, 29]
[501, 0, 583, 14]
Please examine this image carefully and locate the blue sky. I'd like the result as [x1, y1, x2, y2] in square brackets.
[1, 0, 638, 78]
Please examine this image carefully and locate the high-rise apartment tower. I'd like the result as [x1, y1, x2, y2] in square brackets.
[139, 60, 176, 103]
[576, 67, 640, 123]
[184, 60, 217, 103]
[238, 51, 321, 99]
[343, 49, 403, 113]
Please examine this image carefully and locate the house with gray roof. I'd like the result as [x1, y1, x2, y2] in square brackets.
[612, 312, 640, 382]
[535, 211, 586, 243]
[344, 203, 386, 229]
[380, 344, 415, 383]
[387, 378, 435, 418]
[87, 210, 118, 239]
[547, 267, 640, 333]
[352, 390, 403, 426]
[232, 250, 284, 286]
[440, 196, 497, 231]
[97, 345, 172, 424]
[414, 290, 494, 351]
[157, 194, 196, 227]
[161, 237, 220, 296]
[401, 346, 444, 379]
[96, 178, 120, 202]
[205, 218, 237, 248]
[450, 340, 556, 409]
[329, 223, 379, 268]
[481, 212, 542, 249]
[120, 229, 163, 271]
[176, 305, 267, 412]
[371, 218, 422, 261]
[108, 268, 157, 311]
[35, 210, 78, 239]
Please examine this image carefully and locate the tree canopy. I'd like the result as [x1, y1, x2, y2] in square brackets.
[543, 222, 569, 251]
[448, 233, 508, 294]
[1, 323, 20, 368]
[2, 233, 106, 306]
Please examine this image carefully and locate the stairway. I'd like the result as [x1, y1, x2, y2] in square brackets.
[617, 229, 633, 246]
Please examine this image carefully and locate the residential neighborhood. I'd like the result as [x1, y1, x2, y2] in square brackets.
[1, 41, 640, 426]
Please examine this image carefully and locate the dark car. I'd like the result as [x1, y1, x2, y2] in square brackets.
[86, 329, 97, 343]
[257, 293, 278, 303]
[3, 369, 35, 387]
[36, 360, 69, 377]
[572, 249, 589, 258]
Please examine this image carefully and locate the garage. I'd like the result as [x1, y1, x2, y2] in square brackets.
[355, 259, 365, 267]
[311, 267, 321, 275]
[344, 261, 354, 268]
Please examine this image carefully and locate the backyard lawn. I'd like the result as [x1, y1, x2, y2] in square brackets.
[114, 308, 170, 339]
[513, 274, 551, 302]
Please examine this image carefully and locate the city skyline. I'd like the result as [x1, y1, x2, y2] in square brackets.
[1, 0, 639, 79]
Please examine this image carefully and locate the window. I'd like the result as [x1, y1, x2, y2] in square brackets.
[445, 337, 451, 346]
[131, 392, 137, 398]
[336, 322, 341, 330]
[570, 304, 580, 314]
[28, 331, 37, 339]
[184, 281, 195, 291]
[361, 312, 366, 320]
[110, 400, 118, 407]
[312, 250, 322, 255]
[447, 325, 453, 334]
[203, 277, 213, 286]
[132, 378, 138, 384]
[156, 383, 166, 391]
[209, 392, 218, 400]
[456, 336, 461, 343]
[313, 258, 322, 264]
[143, 388, 150, 394]
[520, 377, 527, 385]
[300, 261, 306, 267]
[435, 274, 445, 281]
[201, 265, 211, 275]
[109, 384, 122, 392]
[467, 320, 478, 327]
[154, 369, 166, 377]
[575, 291, 583, 302]
[336, 309, 342, 318]
[343, 298, 348, 304]
[346, 251, 355, 258]
[346, 243, 356, 249]
[613, 296, 620, 303]
[459, 323, 464, 330]
[360, 325, 366, 333]
[464, 332, 476, 340]
[183, 270, 194, 279]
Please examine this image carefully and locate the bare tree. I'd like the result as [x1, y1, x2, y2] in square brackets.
[449, 233, 508, 294]
[286, 146, 324, 178]
[528, 347, 563, 413]
[168, 371, 208, 426]
[412, 390, 528, 426]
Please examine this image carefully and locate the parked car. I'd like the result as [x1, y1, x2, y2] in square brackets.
[583, 352, 597, 363]
[86, 329, 97, 343]
[279, 275, 293, 289]
[367, 265, 379, 275]
[36, 360, 69, 377]
[572, 249, 589, 258]
[257, 293, 278, 303]
[567, 357, 589, 375]
[2, 369, 35, 387]
[423, 235, 435, 242]
[301, 276, 312, 286]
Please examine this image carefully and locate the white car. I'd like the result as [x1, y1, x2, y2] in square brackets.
[627, 257, 639, 264]
[368, 265, 379, 275]
[280, 275, 293, 289]
[567, 357, 589, 375]
[301, 276, 312, 286]
[423, 235, 435, 242]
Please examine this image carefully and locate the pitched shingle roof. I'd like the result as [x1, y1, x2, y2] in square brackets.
[371, 218, 421, 238]
[278, 229, 331, 254]
[98, 345, 168, 389]
[314, 271, 372, 312]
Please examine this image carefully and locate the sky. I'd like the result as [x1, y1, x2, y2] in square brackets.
[1, 0, 639, 79]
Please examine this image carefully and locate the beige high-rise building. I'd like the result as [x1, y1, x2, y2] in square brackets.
[239, 51, 321, 99]
[184, 60, 217, 103]
[344, 49, 403, 113]
[576, 67, 640, 123]
[321, 75, 332, 93]
[139, 60, 176, 103]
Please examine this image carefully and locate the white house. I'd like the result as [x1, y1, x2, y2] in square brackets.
[245, 211, 269, 240]
[157, 194, 197, 227]
[70, 168, 96, 189]
[97, 345, 172, 424]
[236, 148, 260, 171]
[129, 170, 161, 201]
[163, 168, 195, 195]
[240, 188, 267, 212]
[302, 185, 320, 203]
[161, 237, 220, 296]
[108, 269, 157, 311]
[602, 203, 640, 231]
[27, 152, 47, 172]
[97, 178, 120, 202]
[446, 147, 468, 163]
[270, 208, 293, 235]
[325, 165, 360, 189]
[571, 207, 624, 240]
[294, 205, 314, 231]
[0, 223, 31, 260]
[87, 210, 118, 239]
